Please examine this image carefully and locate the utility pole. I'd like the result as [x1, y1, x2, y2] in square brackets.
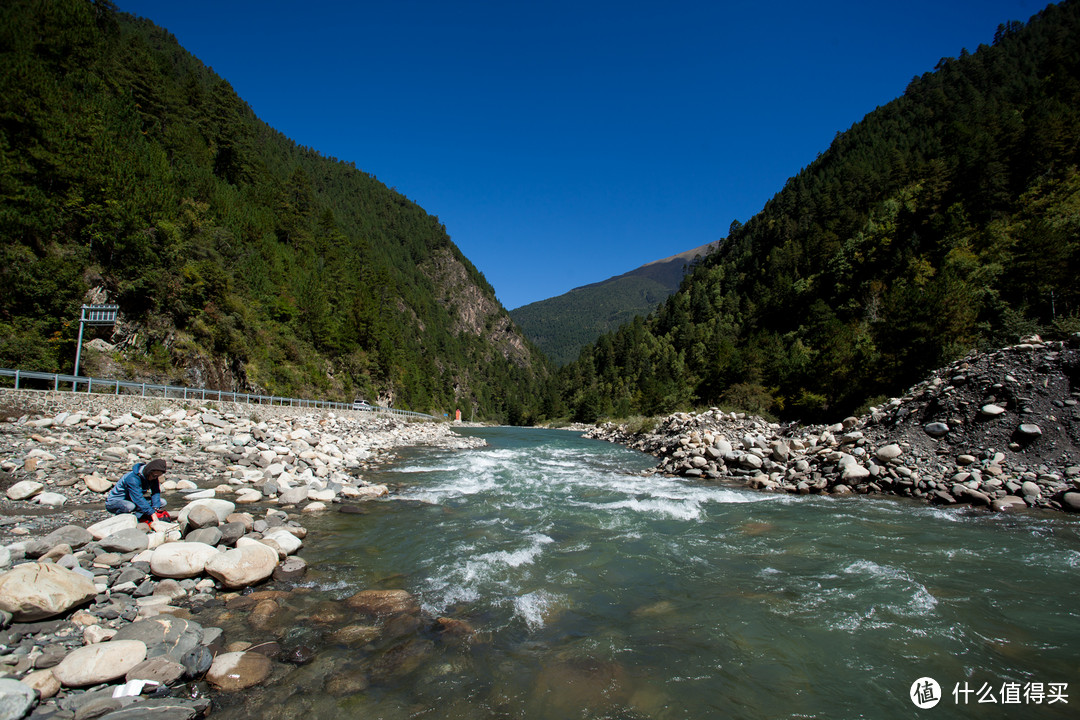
[73, 304, 118, 391]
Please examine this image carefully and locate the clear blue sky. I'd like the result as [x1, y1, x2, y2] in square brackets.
[117, 0, 1042, 310]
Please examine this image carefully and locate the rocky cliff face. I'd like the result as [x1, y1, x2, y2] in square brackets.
[422, 248, 531, 366]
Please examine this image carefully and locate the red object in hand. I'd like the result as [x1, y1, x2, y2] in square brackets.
[154, 510, 172, 521]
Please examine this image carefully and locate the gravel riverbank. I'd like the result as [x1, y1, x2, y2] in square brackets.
[0, 391, 484, 719]
[587, 337, 1080, 514]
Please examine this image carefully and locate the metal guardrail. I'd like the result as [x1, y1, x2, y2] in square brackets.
[0, 368, 437, 421]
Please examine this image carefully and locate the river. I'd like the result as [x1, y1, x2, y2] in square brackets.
[211, 427, 1079, 719]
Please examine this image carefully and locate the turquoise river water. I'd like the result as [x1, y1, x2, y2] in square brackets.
[212, 427, 1080, 719]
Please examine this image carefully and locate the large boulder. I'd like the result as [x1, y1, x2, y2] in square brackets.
[149, 542, 219, 579]
[206, 651, 272, 690]
[87, 514, 137, 540]
[101, 528, 150, 554]
[43, 525, 93, 550]
[204, 543, 278, 589]
[261, 529, 302, 556]
[0, 563, 97, 621]
[52, 639, 147, 687]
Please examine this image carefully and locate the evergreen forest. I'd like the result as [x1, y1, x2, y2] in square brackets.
[561, 1, 1080, 423]
[0, 0, 552, 422]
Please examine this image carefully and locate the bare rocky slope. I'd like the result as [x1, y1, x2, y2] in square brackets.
[587, 335, 1080, 513]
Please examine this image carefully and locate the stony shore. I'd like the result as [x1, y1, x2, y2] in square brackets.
[587, 337, 1080, 514]
[0, 390, 484, 719]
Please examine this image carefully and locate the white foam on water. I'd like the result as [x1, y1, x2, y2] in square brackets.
[512, 589, 563, 631]
[842, 560, 939, 617]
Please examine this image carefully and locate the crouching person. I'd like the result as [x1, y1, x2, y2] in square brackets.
[106, 458, 171, 527]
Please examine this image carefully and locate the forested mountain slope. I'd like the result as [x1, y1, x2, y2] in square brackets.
[562, 1, 1080, 423]
[0, 0, 551, 422]
[511, 242, 718, 366]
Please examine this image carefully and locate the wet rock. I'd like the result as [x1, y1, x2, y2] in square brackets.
[992, 496, 1028, 512]
[113, 617, 204, 663]
[180, 646, 214, 679]
[365, 638, 435, 684]
[125, 656, 185, 686]
[52, 639, 147, 687]
[1062, 492, 1080, 512]
[272, 556, 307, 582]
[345, 589, 419, 617]
[324, 668, 370, 696]
[206, 651, 272, 690]
[90, 698, 211, 719]
[328, 625, 380, 646]
[0, 563, 97, 621]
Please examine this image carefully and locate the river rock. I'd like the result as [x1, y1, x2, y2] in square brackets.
[125, 656, 186, 686]
[991, 496, 1028, 512]
[20, 668, 61, 699]
[257, 529, 302, 556]
[1016, 424, 1042, 440]
[924, 422, 949, 438]
[5, 480, 43, 501]
[272, 556, 307, 581]
[204, 542, 278, 589]
[149, 542, 219, 579]
[186, 527, 223, 546]
[345, 589, 419, 617]
[179, 499, 235, 528]
[44, 525, 93, 550]
[184, 506, 221, 530]
[87, 513, 137, 540]
[875, 444, 903, 461]
[34, 492, 67, 508]
[217, 522, 246, 547]
[0, 562, 97, 621]
[277, 487, 308, 505]
[0, 677, 36, 719]
[101, 528, 150, 554]
[83, 472, 113, 493]
[206, 651, 272, 690]
[352, 484, 389, 500]
[842, 463, 870, 481]
[113, 617, 205, 663]
[1021, 481, 1041, 498]
[52, 639, 147, 687]
[980, 404, 1007, 417]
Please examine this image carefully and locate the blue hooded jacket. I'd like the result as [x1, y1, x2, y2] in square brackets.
[106, 462, 162, 517]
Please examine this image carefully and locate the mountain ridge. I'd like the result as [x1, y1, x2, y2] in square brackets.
[511, 241, 718, 365]
[0, 0, 551, 423]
